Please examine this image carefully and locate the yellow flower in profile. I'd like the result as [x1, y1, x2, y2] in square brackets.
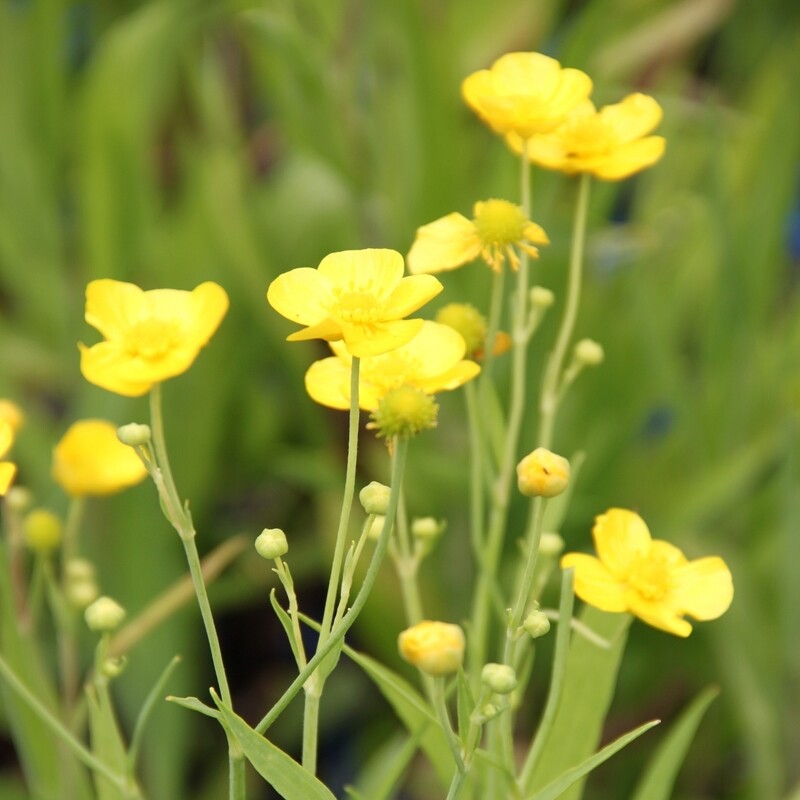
[561, 509, 733, 637]
[398, 620, 465, 676]
[80, 280, 229, 397]
[508, 94, 666, 181]
[267, 249, 442, 358]
[0, 419, 18, 496]
[304, 321, 480, 410]
[407, 199, 549, 274]
[462, 52, 592, 139]
[0, 399, 24, 434]
[52, 420, 148, 497]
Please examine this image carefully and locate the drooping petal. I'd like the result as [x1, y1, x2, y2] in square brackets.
[79, 343, 156, 397]
[588, 137, 666, 181]
[0, 462, 16, 495]
[267, 268, 332, 326]
[339, 318, 424, 358]
[384, 275, 443, 319]
[286, 318, 343, 343]
[625, 591, 692, 637]
[317, 249, 403, 302]
[669, 556, 733, 621]
[85, 280, 147, 341]
[304, 358, 352, 410]
[600, 93, 663, 143]
[561, 553, 628, 612]
[407, 213, 482, 274]
[592, 508, 651, 579]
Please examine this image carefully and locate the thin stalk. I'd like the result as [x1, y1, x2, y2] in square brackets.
[538, 174, 592, 449]
[432, 677, 465, 775]
[392, 492, 424, 626]
[465, 381, 486, 558]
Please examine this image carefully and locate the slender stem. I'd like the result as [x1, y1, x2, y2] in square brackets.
[465, 381, 486, 559]
[538, 174, 592, 449]
[301, 695, 320, 774]
[228, 741, 246, 800]
[392, 492, 425, 626]
[256, 438, 409, 735]
[62, 496, 86, 567]
[432, 677, 465, 774]
[479, 268, 506, 420]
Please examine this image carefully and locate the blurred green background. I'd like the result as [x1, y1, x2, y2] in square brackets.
[1, 0, 799, 797]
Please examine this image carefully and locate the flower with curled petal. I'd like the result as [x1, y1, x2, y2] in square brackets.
[561, 508, 733, 637]
[305, 321, 480, 411]
[267, 249, 442, 358]
[80, 280, 229, 397]
[462, 52, 592, 139]
[508, 93, 665, 180]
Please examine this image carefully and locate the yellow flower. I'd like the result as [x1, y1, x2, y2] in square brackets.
[398, 620, 465, 676]
[462, 52, 592, 139]
[0, 399, 24, 434]
[267, 249, 442, 358]
[52, 420, 148, 497]
[80, 280, 229, 397]
[508, 93, 666, 181]
[304, 321, 480, 410]
[561, 509, 733, 637]
[0, 419, 18, 496]
[408, 199, 549, 274]
[517, 448, 570, 498]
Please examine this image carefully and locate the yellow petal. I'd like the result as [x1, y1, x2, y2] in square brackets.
[461, 69, 494, 116]
[0, 461, 17, 495]
[398, 322, 466, 377]
[85, 280, 146, 341]
[670, 556, 733, 621]
[304, 358, 352, 410]
[0, 400, 24, 434]
[0, 419, 13, 458]
[417, 360, 481, 394]
[625, 592, 692, 637]
[384, 275, 443, 318]
[523, 221, 550, 245]
[561, 553, 628, 612]
[513, 133, 572, 173]
[547, 68, 594, 117]
[407, 213, 482, 274]
[491, 52, 561, 97]
[79, 343, 155, 397]
[588, 137, 666, 181]
[286, 318, 343, 343]
[600, 93, 663, 144]
[183, 282, 230, 345]
[318, 249, 403, 303]
[592, 508, 651, 579]
[340, 318, 424, 358]
[267, 267, 332, 326]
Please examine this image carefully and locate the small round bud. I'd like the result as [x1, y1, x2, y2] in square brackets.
[539, 532, 565, 557]
[530, 286, 555, 308]
[369, 386, 438, 440]
[411, 517, 445, 540]
[574, 338, 604, 367]
[66, 579, 99, 609]
[359, 482, 392, 516]
[473, 703, 500, 724]
[116, 423, 152, 447]
[523, 608, 551, 639]
[366, 515, 386, 541]
[255, 528, 288, 560]
[435, 303, 488, 355]
[65, 557, 96, 582]
[22, 509, 62, 553]
[4, 486, 32, 513]
[85, 596, 126, 632]
[517, 448, 570, 498]
[481, 663, 517, 695]
[398, 621, 465, 676]
[101, 656, 127, 678]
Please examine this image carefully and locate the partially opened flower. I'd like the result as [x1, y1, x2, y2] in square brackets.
[0, 419, 18, 496]
[305, 321, 480, 411]
[80, 280, 229, 397]
[561, 508, 733, 637]
[407, 199, 549, 274]
[53, 420, 148, 497]
[462, 52, 592, 139]
[508, 93, 666, 180]
[267, 249, 442, 358]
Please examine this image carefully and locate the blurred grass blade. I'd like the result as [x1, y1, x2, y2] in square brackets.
[86, 684, 133, 800]
[630, 685, 719, 800]
[346, 730, 422, 800]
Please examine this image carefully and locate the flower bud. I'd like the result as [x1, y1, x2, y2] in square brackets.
[65, 558, 100, 608]
[481, 663, 517, 695]
[116, 423, 152, 447]
[516, 448, 570, 498]
[369, 386, 438, 440]
[359, 482, 392, 516]
[539, 532, 565, 557]
[101, 656, 127, 678]
[411, 517, 445, 540]
[366, 515, 386, 541]
[435, 303, 487, 355]
[255, 528, 288, 560]
[574, 338, 604, 367]
[523, 608, 551, 639]
[398, 620, 465, 676]
[23, 509, 62, 553]
[4, 486, 32, 513]
[530, 286, 555, 308]
[85, 596, 126, 632]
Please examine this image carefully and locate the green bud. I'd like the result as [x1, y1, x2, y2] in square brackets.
[255, 528, 288, 560]
[5, 486, 32, 513]
[359, 482, 391, 516]
[366, 515, 386, 542]
[116, 423, 152, 447]
[481, 663, 517, 695]
[85, 596, 126, 632]
[369, 386, 438, 440]
[539, 532, 565, 557]
[22, 508, 62, 553]
[102, 656, 127, 678]
[530, 286, 555, 308]
[411, 517, 445, 540]
[523, 608, 551, 639]
[435, 303, 488, 355]
[574, 338, 604, 366]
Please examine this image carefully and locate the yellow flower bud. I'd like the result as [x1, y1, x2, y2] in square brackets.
[255, 528, 288, 560]
[22, 509, 62, 554]
[435, 303, 487, 355]
[516, 448, 570, 498]
[523, 608, 551, 639]
[369, 385, 438, 440]
[481, 663, 517, 695]
[359, 482, 392, 516]
[116, 423, 152, 447]
[85, 596, 126, 632]
[398, 620, 465, 676]
[574, 338, 604, 366]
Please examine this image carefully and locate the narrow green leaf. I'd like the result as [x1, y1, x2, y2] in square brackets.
[456, 669, 475, 742]
[165, 695, 220, 720]
[269, 589, 304, 667]
[630, 686, 719, 800]
[529, 720, 659, 800]
[215, 700, 337, 800]
[85, 685, 131, 800]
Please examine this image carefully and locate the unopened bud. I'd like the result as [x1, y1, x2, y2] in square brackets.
[539, 532, 565, 557]
[359, 482, 391, 516]
[116, 423, 152, 447]
[574, 338, 604, 366]
[366, 515, 386, 541]
[523, 608, 551, 639]
[255, 528, 288, 560]
[85, 596, 126, 632]
[481, 663, 517, 695]
[530, 286, 555, 308]
[411, 517, 445, 540]
[517, 448, 570, 498]
[5, 486, 32, 513]
[23, 509, 62, 553]
[101, 656, 127, 678]
[398, 621, 465, 676]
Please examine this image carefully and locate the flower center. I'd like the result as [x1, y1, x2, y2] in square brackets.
[125, 319, 179, 361]
[335, 291, 381, 324]
[628, 554, 671, 601]
[473, 200, 527, 245]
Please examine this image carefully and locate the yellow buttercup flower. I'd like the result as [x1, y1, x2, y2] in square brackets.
[0, 399, 24, 434]
[304, 321, 480, 411]
[398, 620, 465, 676]
[561, 508, 733, 637]
[80, 280, 229, 397]
[508, 93, 666, 180]
[407, 199, 549, 274]
[52, 419, 148, 497]
[267, 249, 442, 358]
[0, 419, 18, 496]
[462, 52, 592, 139]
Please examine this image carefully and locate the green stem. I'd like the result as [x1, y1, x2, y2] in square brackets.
[256, 438, 409, 735]
[392, 492, 424, 626]
[228, 741, 246, 800]
[432, 676, 465, 775]
[538, 174, 592, 449]
[465, 381, 486, 559]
